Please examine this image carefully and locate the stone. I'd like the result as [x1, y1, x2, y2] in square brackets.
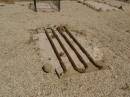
[59, 52, 65, 57]
[42, 63, 53, 73]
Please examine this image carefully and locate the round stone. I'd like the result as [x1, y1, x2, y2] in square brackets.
[42, 63, 52, 73]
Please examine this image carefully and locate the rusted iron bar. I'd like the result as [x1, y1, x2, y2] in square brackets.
[48, 28, 86, 73]
[57, 27, 88, 69]
[63, 26, 103, 69]
[44, 28, 67, 73]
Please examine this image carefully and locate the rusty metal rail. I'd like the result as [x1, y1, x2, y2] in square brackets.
[57, 27, 88, 69]
[44, 28, 67, 73]
[48, 28, 87, 73]
[63, 26, 103, 69]
[42, 25, 103, 78]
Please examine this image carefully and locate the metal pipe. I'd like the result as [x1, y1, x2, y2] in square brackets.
[63, 26, 103, 69]
[57, 27, 88, 69]
[48, 28, 86, 73]
[44, 28, 67, 73]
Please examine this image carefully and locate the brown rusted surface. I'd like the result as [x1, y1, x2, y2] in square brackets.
[57, 27, 88, 69]
[44, 28, 67, 73]
[48, 28, 87, 73]
[63, 26, 103, 70]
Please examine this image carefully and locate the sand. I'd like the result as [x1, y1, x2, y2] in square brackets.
[0, 1, 130, 97]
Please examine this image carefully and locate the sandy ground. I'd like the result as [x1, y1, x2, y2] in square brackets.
[0, 1, 130, 97]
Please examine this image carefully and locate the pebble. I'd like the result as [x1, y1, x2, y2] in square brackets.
[42, 63, 52, 73]
[59, 52, 64, 57]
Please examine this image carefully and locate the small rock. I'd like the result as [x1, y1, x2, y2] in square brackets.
[48, 57, 51, 60]
[37, 91, 41, 96]
[112, 74, 118, 79]
[126, 30, 130, 33]
[121, 83, 130, 90]
[42, 63, 52, 73]
[59, 52, 64, 57]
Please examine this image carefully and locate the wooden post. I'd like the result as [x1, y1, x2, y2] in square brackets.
[34, 0, 37, 12]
